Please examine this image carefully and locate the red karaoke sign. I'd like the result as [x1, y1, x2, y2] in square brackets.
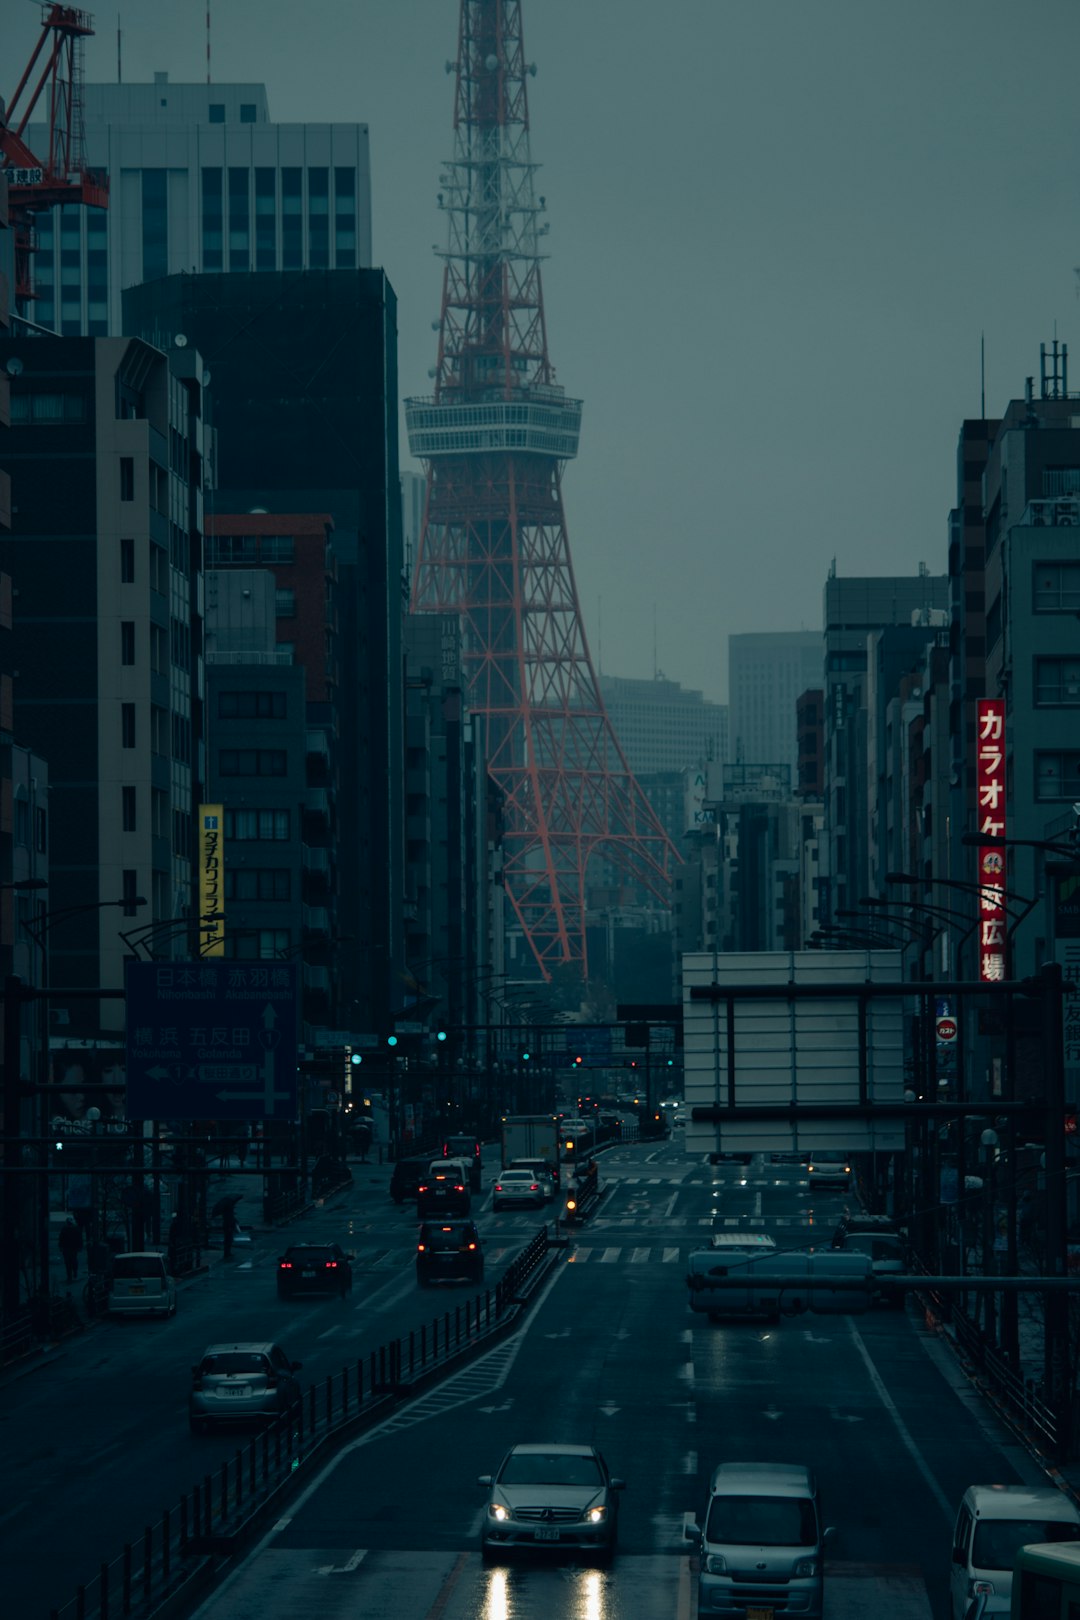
[976, 698, 1007, 982]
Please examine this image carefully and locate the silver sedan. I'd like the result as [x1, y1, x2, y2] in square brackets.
[491, 1168, 547, 1210]
[479, 1442, 625, 1561]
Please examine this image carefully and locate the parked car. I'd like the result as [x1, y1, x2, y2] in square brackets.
[416, 1220, 484, 1285]
[417, 1159, 472, 1215]
[479, 1442, 625, 1561]
[508, 1157, 558, 1200]
[492, 1168, 547, 1211]
[949, 1484, 1080, 1620]
[189, 1341, 302, 1434]
[107, 1252, 177, 1319]
[276, 1242, 353, 1299]
[441, 1134, 484, 1191]
[806, 1155, 852, 1191]
[389, 1156, 431, 1206]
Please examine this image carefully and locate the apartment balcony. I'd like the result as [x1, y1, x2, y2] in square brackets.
[303, 905, 330, 937]
[302, 962, 331, 996]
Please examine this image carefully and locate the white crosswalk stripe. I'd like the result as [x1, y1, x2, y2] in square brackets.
[571, 1246, 685, 1264]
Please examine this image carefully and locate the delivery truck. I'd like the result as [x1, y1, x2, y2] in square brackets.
[500, 1113, 560, 1170]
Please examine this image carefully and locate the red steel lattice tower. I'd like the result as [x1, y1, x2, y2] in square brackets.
[407, 0, 677, 979]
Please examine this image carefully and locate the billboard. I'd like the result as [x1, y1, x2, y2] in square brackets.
[975, 699, 1006, 982]
[198, 804, 225, 956]
[682, 950, 905, 1157]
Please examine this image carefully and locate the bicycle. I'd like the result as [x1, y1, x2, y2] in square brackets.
[82, 1273, 109, 1318]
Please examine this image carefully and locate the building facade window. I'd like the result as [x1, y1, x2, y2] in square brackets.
[122, 868, 140, 916]
[120, 536, 135, 582]
[275, 587, 296, 618]
[201, 167, 223, 271]
[224, 868, 291, 901]
[217, 689, 287, 719]
[228, 166, 251, 272]
[254, 167, 276, 270]
[240, 103, 257, 123]
[1034, 562, 1080, 613]
[122, 785, 137, 830]
[334, 166, 356, 268]
[1035, 657, 1080, 706]
[208, 103, 225, 123]
[1035, 752, 1080, 801]
[121, 621, 135, 664]
[227, 929, 290, 960]
[282, 167, 302, 268]
[141, 168, 168, 282]
[224, 809, 290, 840]
[219, 748, 288, 777]
[119, 457, 134, 500]
[121, 702, 136, 747]
[308, 167, 329, 268]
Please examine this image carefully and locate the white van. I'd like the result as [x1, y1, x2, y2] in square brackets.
[108, 1252, 177, 1319]
[949, 1484, 1080, 1620]
[686, 1462, 833, 1618]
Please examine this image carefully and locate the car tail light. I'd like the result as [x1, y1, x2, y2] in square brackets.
[278, 1261, 292, 1270]
[467, 1242, 477, 1251]
[454, 1183, 464, 1192]
[324, 1260, 338, 1269]
[494, 1183, 503, 1193]
[530, 1183, 539, 1191]
[418, 1182, 429, 1194]
[417, 1243, 426, 1253]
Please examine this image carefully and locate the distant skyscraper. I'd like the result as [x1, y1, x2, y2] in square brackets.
[598, 674, 727, 776]
[28, 74, 371, 335]
[728, 632, 822, 775]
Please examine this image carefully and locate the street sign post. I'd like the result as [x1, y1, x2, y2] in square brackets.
[125, 961, 299, 1120]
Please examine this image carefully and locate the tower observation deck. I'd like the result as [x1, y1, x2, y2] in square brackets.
[406, 0, 677, 979]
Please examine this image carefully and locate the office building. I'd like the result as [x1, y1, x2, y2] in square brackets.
[123, 269, 404, 1032]
[598, 674, 727, 777]
[728, 632, 822, 777]
[27, 75, 371, 335]
[0, 334, 206, 1033]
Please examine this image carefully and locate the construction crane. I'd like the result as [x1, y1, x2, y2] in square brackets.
[1, 4, 108, 311]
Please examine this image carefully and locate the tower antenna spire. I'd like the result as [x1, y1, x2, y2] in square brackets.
[407, 0, 677, 980]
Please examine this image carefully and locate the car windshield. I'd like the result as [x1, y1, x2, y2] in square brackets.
[972, 1518, 1080, 1571]
[427, 1229, 470, 1249]
[500, 1171, 533, 1182]
[705, 1496, 818, 1547]
[200, 1352, 269, 1376]
[285, 1247, 334, 1263]
[112, 1256, 164, 1279]
[500, 1452, 603, 1487]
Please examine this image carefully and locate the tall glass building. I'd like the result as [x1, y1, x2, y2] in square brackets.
[27, 74, 371, 336]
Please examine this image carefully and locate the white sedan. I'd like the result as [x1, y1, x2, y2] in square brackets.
[492, 1169, 547, 1210]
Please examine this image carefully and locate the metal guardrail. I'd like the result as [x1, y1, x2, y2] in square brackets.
[46, 1226, 552, 1620]
[912, 1255, 1061, 1457]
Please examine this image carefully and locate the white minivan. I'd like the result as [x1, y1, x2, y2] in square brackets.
[949, 1483, 1080, 1619]
[686, 1461, 833, 1618]
[108, 1252, 177, 1318]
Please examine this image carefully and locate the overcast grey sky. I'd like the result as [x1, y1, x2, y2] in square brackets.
[9, 0, 1079, 702]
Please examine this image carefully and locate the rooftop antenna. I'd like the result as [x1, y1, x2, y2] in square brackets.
[206, 0, 212, 85]
[117, 13, 121, 83]
[980, 331, 985, 417]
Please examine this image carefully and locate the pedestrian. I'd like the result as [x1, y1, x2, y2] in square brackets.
[58, 1216, 82, 1283]
[222, 1204, 238, 1259]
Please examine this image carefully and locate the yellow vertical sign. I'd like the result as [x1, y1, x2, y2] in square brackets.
[199, 804, 225, 956]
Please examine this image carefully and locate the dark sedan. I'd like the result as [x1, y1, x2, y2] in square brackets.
[416, 1220, 484, 1285]
[276, 1243, 353, 1299]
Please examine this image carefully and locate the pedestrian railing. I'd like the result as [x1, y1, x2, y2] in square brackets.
[46, 1225, 552, 1620]
[911, 1252, 1061, 1458]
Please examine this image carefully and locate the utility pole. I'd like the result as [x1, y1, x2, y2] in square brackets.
[1042, 960, 1071, 1457]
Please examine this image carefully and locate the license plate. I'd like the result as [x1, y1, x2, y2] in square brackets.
[221, 1386, 250, 1398]
[746, 1608, 774, 1620]
[302, 1270, 316, 1277]
[129, 1285, 145, 1294]
[534, 1526, 561, 1542]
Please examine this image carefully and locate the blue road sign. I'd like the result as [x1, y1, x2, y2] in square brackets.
[125, 961, 299, 1120]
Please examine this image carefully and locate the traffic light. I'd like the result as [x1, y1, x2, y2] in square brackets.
[573, 1054, 583, 1067]
[436, 1029, 447, 1043]
[350, 1051, 363, 1067]
[521, 1048, 531, 1063]
[387, 1035, 399, 1048]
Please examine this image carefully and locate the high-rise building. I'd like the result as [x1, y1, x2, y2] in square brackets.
[0, 333, 206, 1034]
[123, 270, 403, 1033]
[728, 632, 822, 776]
[597, 674, 727, 777]
[27, 75, 371, 335]
[822, 571, 949, 922]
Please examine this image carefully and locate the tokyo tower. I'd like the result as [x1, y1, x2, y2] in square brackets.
[406, 0, 677, 979]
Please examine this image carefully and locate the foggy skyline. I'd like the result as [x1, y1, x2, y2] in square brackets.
[7, 0, 1078, 704]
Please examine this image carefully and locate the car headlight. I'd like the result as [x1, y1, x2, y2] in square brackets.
[704, 1553, 728, 1573]
[586, 1505, 607, 1524]
[794, 1558, 818, 1577]
[489, 1503, 509, 1521]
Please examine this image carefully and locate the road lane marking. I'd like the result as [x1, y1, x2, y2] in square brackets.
[846, 1318, 952, 1520]
[424, 1548, 469, 1618]
[664, 1192, 679, 1217]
